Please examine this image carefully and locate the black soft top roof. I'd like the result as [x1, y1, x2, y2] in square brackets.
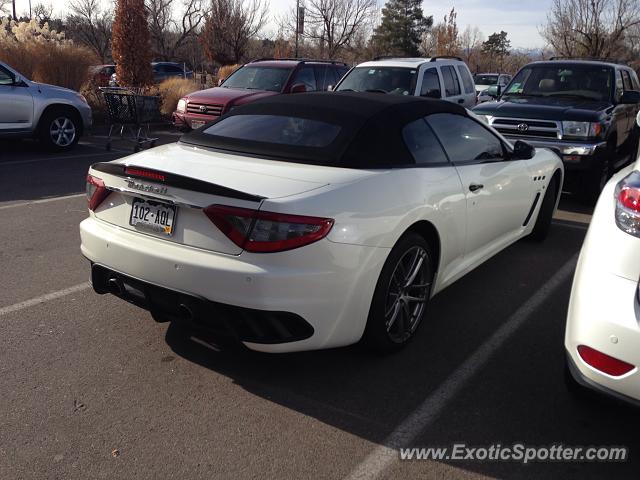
[180, 92, 468, 167]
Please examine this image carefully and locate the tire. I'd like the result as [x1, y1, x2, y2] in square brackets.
[528, 174, 559, 242]
[39, 108, 81, 152]
[628, 126, 639, 164]
[581, 141, 614, 205]
[362, 233, 434, 353]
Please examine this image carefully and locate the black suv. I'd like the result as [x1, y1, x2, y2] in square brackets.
[473, 59, 640, 201]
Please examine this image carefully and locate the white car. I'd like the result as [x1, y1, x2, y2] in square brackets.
[565, 137, 640, 404]
[334, 57, 477, 109]
[80, 92, 563, 353]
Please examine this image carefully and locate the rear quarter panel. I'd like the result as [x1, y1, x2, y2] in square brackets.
[259, 167, 468, 295]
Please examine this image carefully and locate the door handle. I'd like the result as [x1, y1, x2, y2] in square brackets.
[457, 99, 464, 104]
[469, 183, 484, 193]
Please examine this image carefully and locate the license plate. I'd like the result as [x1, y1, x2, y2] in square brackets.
[191, 120, 205, 129]
[129, 198, 177, 236]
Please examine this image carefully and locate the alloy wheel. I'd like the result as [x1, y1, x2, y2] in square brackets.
[384, 245, 431, 343]
[50, 117, 76, 147]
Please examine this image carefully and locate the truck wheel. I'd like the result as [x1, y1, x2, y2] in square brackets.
[582, 142, 614, 205]
[39, 108, 81, 152]
[528, 175, 559, 242]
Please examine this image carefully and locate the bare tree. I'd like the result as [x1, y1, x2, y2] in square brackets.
[542, 0, 640, 58]
[459, 25, 483, 71]
[32, 2, 53, 23]
[200, 0, 268, 65]
[282, 0, 376, 59]
[0, 0, 11, 16]
[146, 0, 204, 61]
[66, 0, 113, 63]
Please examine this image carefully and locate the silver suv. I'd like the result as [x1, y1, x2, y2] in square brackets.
[334, 56, 477, 108]
[0, 61, 92, 151]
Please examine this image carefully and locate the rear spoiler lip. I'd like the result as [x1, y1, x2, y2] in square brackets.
[91, 162, 266, 203]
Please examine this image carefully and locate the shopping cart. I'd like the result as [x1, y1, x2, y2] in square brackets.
[100, 87, 161, 152]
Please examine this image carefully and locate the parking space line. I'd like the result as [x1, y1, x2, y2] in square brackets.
[344, 254, 578, 480]
[0, 282, 90, 317]
[0, 193, 86, 210]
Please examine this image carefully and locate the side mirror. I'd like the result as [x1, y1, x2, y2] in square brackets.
[511, 140, 535, 160]
[327, 85, 334, 91]
[620, 90, 640, 104]
[290, 83, 307, 94]
[496, 84, 502, 97]
[217, 78, 225, 86]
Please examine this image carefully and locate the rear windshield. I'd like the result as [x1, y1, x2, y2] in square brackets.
[336, 67, 418, 95]
[504, 65, 613, 101]
[202, 114, 341, 148]
[222, 66, 293, 92]
[474, 75, 499, 85]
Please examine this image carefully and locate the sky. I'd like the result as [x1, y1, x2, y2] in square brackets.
[18, 0, 552, 49]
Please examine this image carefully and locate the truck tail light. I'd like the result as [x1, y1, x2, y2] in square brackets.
[86, 174, 110, 211]
[577, 345, 635, 377]
[203, 205, 334, 253]
[614, 171, 640, 237]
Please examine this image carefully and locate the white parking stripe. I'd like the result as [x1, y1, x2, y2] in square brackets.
[344, 254, 578, 480]
[0, 193, 86, 210]
[0, 282, 90, 317]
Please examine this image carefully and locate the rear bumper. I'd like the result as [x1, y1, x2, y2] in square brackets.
[80, 216, 388, 352]
[565, 172, 640, 402]
[91, 263, 315, 344]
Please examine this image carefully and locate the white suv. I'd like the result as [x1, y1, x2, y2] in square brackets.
[334, 56, 477, 108]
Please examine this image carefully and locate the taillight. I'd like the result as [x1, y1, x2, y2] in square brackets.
[614, 171, 640, 237]
[577, 345, 635, 377]
[203, 205, 334, 253]
[86, 174, 110, 211]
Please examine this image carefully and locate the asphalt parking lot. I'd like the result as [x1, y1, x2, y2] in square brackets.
[1, 131, 638, 480]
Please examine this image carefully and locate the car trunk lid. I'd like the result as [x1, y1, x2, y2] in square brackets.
[87, 143, 375, 255]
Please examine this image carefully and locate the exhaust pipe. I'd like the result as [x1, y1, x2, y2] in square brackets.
[106, 277, 124, 296]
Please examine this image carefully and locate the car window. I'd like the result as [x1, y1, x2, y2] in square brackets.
[498, 75, 511, 86]
[615, 70, 624, 101]
[313, 65, 331, 91]
[203, 114, 341, 147]
[441, 66, 461, 97]
[427, 113, 504, 164]
[622, 70, 633, 91]
[474, 74, 499, 86]
[0, 65, 13, 85]
[223, 66, 293, 92]
[335, 66, 349, 83]
[505, 65, 613, 101]
[457, 65, 475, 94]
[292, 66, 317, 92]
[402, 119, 449, 165]
[336, 67, 417, 95]
[631, 71, 640, 90]
[420, 68, 441, 98]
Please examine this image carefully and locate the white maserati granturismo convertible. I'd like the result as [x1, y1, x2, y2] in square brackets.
[80, 92, 563, 353]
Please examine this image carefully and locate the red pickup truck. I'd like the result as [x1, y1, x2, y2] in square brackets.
[173, 58, 349, 131]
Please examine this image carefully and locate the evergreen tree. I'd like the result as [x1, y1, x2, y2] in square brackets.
[112, 0, 153, 87]
[372, 0, 433, 56]
[482, 31, 511, 70]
